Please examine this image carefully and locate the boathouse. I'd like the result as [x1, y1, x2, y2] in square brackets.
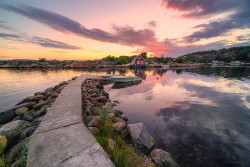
[130, 55, 146, 68]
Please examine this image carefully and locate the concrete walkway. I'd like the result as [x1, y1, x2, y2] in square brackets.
[27, 75, 115, 167]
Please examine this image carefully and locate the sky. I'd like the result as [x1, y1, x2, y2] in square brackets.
[0, 0, 249, 60]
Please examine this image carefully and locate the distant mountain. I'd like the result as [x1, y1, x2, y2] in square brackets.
[179, 46, 250, 63]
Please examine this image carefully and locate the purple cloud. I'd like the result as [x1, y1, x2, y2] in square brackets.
[1, 4, 167, 55]
[0, 32, 81, 50]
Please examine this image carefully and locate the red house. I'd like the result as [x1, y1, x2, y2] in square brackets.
[132, 55, 145, 65]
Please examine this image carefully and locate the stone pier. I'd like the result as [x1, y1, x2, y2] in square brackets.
[27, 75, 114, 167]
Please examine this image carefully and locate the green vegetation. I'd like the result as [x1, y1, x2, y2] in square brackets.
[0, 155, 6, 167]
[20, 142, 28, 167]
[38, 58, 49, 62]
[94, 110, 145, 167]
[182, 46, 250, 63]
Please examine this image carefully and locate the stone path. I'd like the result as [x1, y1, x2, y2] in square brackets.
[27, 75, 114, 167]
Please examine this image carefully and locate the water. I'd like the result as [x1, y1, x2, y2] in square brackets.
[0, 68, 114, 111]
[104, 67, 250, 167]
[0, 67, 250, 166]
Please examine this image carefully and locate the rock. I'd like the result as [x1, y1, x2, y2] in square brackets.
[108, 113, 115, 120]
[22, 95, 47, 103]
[115, 110, 123, 116]
[51, 92, 59, 98]
[121, 116, 128, 121]
[4, 138, 28, 164]
[88, 127, 100, 135]
[72, 76, 78, 80]
[105, 102, 113, 107]
[15, 107, 29, 116]
[113, 122, 126, 134]
[127, 123, 155, 154]
[108, 139, 116, 150]
[90, 107, 102, 115]
[0, 102, 35, 124]
[22, 114, 34, 122]
[0, 120, 31, 146]
[12, 116, 21, 121]
[88, 116, 103, 127]
[150, 149, 178, 167]
[121, 129, 128, 140]
[113, 117, 126, 124]
[92, 102, 104, 108]
[33, 99, 52, 110]
[34, 108, 47, 118]
[34, 91, 46, 96]
[102, 106, 115, 114]
[103, 91, 109, 98]
[45, 87, 54, 93]
[0, 135, 7, 154]
[0, 110, 15, 125]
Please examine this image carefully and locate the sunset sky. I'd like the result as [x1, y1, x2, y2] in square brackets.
[0, 0, 249, 60]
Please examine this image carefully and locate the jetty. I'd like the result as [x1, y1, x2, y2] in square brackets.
[26, 75, 114, 167]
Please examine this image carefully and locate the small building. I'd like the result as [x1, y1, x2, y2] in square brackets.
[132, 55, 145, 65]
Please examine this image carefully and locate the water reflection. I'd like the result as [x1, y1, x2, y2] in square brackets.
[111, 80, 142, 89]
[105, 67, 250, 167]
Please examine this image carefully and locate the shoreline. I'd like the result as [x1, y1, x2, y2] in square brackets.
[0, 75, 178, 167]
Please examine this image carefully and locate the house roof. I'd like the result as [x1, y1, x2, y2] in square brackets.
[132, 55, 146, 62]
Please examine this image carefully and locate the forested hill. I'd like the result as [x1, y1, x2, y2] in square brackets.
[177, 46, 250, 63]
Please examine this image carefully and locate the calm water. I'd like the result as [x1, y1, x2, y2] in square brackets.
[0, 67, 250, 166]
[104, 67, 250, 167]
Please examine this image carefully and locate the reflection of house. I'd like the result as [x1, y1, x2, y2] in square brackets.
[132, 55, 145, 65]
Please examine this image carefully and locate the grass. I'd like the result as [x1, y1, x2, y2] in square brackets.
[94, 110, 146, 167]
[20, 142, 28, 167]
[0, 155, 6, 167]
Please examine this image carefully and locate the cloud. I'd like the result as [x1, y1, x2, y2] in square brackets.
[0, 32, 81, 50]
[52, 51, 68, 53]
[1, 4, 167, 55]
[161, 0, 238, 18]
[162, 0, 250, 43]
[147, 21, 157, 28]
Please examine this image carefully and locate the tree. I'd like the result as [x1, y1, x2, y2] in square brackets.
[141, 52, 147, 59]
[116, 56, 128, 65]
[176, 57, 185, 63]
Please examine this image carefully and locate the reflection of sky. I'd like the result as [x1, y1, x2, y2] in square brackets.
[106, 69, 250, 166]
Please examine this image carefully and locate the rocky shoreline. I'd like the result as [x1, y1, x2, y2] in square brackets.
[81, 79, 178, 167]
[0, 77, 76, 167]
[0, 75, 178, 167]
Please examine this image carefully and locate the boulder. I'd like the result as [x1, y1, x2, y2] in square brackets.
[113, 122, 126, 134]
[15, 107, 29, 116]
[22, 95, 47, 103]
[0, 120, 31, 146]
[108, 113, 115, 120]
[115, 110, 123, 116]
[92, 102, 104, 108]
[127, 123, 155, 154]
[0, 135, 7, 154]
[102, 106, 115, 114]
[0, 100, 34, 125]
[113, 117, 126, 124]
[90, 107, 102, 115]
[12, 116, 21, 121]
[4, 138, 28, 164]
[121, 115, 128, 121]
[34, 108, 47, 118]
[88, 127, 100, 135]
[33, 99, 53, 110]
[150, 149, 178, 167]
[121, 129, 128, 140]
[0, 110, 14, 125]
[105, 102, 113, 107]
[88, 116, 103, 127]
[22, 114, 34, 122]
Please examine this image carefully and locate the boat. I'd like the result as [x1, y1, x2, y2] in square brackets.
[111, 76, 142, 83]
[111, 80, 142, 89]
